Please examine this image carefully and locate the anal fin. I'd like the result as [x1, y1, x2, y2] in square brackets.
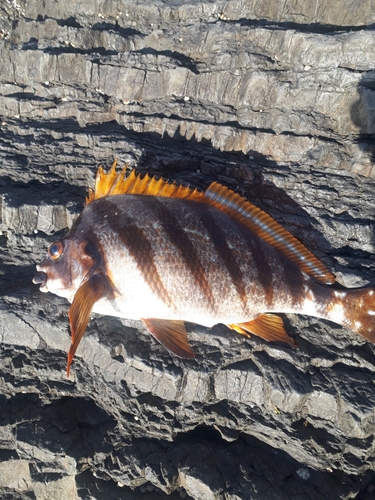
[228, 314, 296, 347]
[142, 318, 195, 358]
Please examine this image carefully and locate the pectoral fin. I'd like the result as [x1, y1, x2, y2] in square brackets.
[67, 273, 108, 376]
[141, 318, 195, 358]
[228, 314, 296, 347]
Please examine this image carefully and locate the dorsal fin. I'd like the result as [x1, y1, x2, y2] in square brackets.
[87, 161, 335, 285]
[203, 182, 335, 285]
[86, 159, 205, 205]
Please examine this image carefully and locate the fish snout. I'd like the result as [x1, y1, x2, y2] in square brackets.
[33, 271, 48, 291]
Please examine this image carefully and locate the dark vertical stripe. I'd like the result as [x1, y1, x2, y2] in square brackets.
[117, 224, 175, 308]
[280, 255, 305, 307]
[139, 197, 216, 312]
[91, 199, 174, 309]
[238, 221, 306, 307]
[198, 209, 249, 312]
[236, 224, 275, 307]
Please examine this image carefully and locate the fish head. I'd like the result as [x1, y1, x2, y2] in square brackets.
[33, 238, 98, 301]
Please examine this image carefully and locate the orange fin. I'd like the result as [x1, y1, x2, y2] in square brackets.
[67, 274, 108, 376]
[229, 314, 296, 347]
[86, 159, 204, 205]
[141, 318, 195, 359]
[86, 159, 121, 204]
[87, 162, 334, 285]
[227, 323, 251, 337]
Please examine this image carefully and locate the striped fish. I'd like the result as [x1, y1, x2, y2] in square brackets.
[33, 161, 375, 375]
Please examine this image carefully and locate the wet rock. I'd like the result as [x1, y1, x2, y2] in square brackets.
[1, 1, 375, 499]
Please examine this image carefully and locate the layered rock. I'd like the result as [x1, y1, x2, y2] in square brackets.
[1, 1, 375, 498]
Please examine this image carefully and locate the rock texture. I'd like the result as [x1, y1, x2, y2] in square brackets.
[1, 0, 375, 498]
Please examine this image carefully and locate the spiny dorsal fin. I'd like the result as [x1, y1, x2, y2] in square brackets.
[87, 161, 335, 285]
[86, 159, 204, 205]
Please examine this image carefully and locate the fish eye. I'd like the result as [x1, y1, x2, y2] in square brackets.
[48, 241, 63, 260]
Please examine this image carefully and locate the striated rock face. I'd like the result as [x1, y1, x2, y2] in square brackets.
[1, 1, 375, 498]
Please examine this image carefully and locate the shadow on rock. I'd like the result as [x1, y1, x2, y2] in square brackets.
[350, 71, 375, 163]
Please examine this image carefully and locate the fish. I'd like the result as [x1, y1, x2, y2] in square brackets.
[33, 161, 375, 375]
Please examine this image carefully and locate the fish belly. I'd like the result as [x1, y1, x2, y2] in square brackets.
[84, 195, 309, 325]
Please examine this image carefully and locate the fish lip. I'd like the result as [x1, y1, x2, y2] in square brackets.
[32, 271, 48, 290]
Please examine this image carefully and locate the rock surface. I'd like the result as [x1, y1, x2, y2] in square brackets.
[1, 0, 375, 498]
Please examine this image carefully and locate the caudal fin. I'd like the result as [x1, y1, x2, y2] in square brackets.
[325, 287, 375, 343]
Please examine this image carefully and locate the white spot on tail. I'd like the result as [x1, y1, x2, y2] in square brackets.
[329, 303, 346, 324]
[368, 290, 374, 296]
[334, 290, 347, 299]
[368, 310, 375, 316]
[302, 297, 318, 316]
[355, 321, 362, 329]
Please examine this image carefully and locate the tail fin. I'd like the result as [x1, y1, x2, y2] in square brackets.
[325, 287, 375, 343]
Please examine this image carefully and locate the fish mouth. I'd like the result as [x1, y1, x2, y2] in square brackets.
[33, 271, 48, 292]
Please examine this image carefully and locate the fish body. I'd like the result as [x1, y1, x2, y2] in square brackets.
[64, 195, 328, 325]
[33, 162, 375, 375]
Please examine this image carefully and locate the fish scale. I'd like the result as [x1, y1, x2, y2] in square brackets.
[33, 162, 375, 375]
[90, 196, 253, 322]
[91, 195, 286, 323]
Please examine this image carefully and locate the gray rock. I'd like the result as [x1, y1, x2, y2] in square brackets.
[1, 0, 375, 498]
